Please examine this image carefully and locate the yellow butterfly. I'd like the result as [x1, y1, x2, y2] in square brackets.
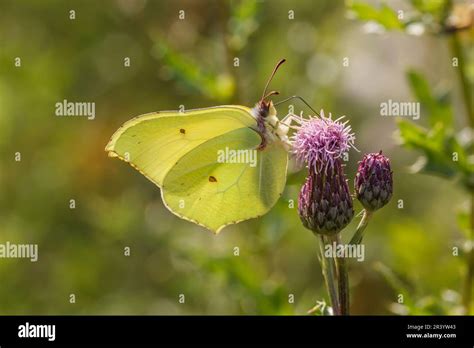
[106, 59, 299, 233]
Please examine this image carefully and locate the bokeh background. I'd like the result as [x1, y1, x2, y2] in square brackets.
[0, 0, 472, 314]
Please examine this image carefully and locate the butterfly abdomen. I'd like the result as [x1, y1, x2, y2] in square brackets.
[252, 101, 273, 150]
[256, 116, 267, 150]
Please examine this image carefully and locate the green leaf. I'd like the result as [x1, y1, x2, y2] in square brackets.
[347, 1, 404, 30]
[398, 119, 474, 186]
[397, 118, 428, 148]
[397, 120, 457, 178]
[406, 70, 453, 128]
[401, 70, 474, 186]
[445, 132, 471, 173]
[448, 132, 474, 189]
[456, 207, 471, 238]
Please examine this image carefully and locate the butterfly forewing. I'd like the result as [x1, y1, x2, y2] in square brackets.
[105, 106, 256, 187]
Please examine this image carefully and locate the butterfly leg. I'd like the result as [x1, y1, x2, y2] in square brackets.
[280, 111, 305, 129]
[273, 112, 303, 150]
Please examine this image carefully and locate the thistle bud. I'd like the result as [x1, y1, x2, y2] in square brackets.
[298, 160, 354, 235]
[355, 151, 393, 212]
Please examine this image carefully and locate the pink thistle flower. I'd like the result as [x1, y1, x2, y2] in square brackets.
[291, 110, 356, 173]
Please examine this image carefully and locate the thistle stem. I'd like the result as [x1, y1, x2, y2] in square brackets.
[350, 209, 372, 245]
[332, 233, 350, 315]
[318, 235, 340, 315]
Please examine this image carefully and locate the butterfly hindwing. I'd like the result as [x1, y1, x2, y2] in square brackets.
[162, 127, 288, 233]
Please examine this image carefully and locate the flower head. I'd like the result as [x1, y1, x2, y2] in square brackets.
[355, 151, 393, 211]
[298, 159, 354, 235]
[293, 110, 356, 235]
[292, 110, 356, 173]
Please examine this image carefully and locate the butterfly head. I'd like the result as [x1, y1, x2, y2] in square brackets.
[251, 59, 290, 149]
[254, 95, 277, 119]
[253, 95, 290, 150]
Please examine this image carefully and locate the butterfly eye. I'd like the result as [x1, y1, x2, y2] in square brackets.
[180, 128, 186, 134]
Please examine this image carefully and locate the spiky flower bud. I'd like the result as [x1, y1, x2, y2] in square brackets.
[355, 151, 393, 212]
[292, 111, 356, 235]
[298, 160, 354, 235]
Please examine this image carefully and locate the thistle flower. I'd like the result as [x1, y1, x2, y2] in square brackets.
[292, 110, 356, 174]
[293, 111, 355, 235]
[355, 151, 393, 212]
[298, 160, 354, 235]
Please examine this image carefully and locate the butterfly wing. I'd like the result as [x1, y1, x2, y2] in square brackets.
[161, 127, 288, 233]
[105, 106, 256, 187]
[106, 106, 288, 233]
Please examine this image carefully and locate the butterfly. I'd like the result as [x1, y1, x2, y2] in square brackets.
[105, 59, 295, 234]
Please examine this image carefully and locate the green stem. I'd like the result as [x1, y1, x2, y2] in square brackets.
[318, 235, 340, 315]
[350, 209, 372, 245]
[464, 191, 474, 314]
[450, 33, 474, 128]
[449, 17, 474, 314]
[331, 233, 350, 315]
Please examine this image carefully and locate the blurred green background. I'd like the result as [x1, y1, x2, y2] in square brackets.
[0, 0, 472, 315]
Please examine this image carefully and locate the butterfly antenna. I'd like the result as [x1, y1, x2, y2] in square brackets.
[274, 95, 320, 117]
[261, 59, 286, 101]
[262, 90, 280, 100]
